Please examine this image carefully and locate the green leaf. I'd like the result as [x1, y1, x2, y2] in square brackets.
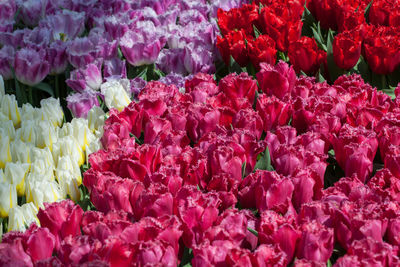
[254, 146, 273, 172]
[382, 88, 396, 99]
[33, 82, 55, 97]
[247, 227, 258, 237]
[180, 247, 193, 267]
[327, 259, 332, 267]
[10, 66, 27, 105]
[242, 161, 247, 179]
[326, 29, 344, 81]
[364, 0, 373, 23]
[253, 25, 262, 38]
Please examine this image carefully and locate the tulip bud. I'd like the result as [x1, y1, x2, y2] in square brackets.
[10, 140, 32, 163]
[0, 94, 21, 127]
[87, 105, 105, 132]
[25, 175, 65, 208]
[0, 182, 17, 217]
[40, 98, 64, 128]
[0, 135, 11, 168]
[8, 202, 39, 232]
[36, 121, 58, 151]
[101, 78, 131, 111]
[5, 162, 30, 196]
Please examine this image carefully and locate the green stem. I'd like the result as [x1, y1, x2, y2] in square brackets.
[55, 75, 60, 99]
[381, 75, 387, 91]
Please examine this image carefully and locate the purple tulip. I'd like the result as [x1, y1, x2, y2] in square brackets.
[66, 62, 102, 92]
[156, 49, 186, 75]
[47, 40, 68, 75]
[14, 48, 50, 86]
[0, 29, 29, 47]
[158, 73, 186, 89]
[0, 19, 13, 33]
[67, 37, 101, 69]
[130, 77, 147, 96]
[103, 58, 127, 78]
[88, 29, 118, 60]
[120, 21, 165, 66]
[0, 45, 14, 80]
[40, 10, 85, 41]
[17, 0, 45, 27]
[103, 15, 129, 40]
[0, 0, 16, 22]
[67, 91, 100, 118]
[183, 45, 215, 74]
[23, 26, 51, 48]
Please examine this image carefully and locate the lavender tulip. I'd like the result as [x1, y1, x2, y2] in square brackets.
[14, 48, 50, 86]
[103, 58, 127, 78]
[66, 62, 102, 92]
[23, 26, 51, 48]
[120, 21, 165, 66]
[17, 0, 45, 27]
[66, 37, 101, 69]
[40, 10, 85, 41]
[47, 40, 68, 75]
[0, 46, 14, 80]
[0, 0, 16, 22]
[67, 91, 100, 118]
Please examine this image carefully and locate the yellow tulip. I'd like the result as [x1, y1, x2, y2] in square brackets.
[40, 98, 64, 127]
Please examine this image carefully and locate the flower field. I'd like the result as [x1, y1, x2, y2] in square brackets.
[1, 0, 400, 266]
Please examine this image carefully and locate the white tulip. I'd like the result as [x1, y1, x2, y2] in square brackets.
[59, 118, 90, 151]
[40, 98, 64, 127]
[10, 140, 32, 163]
[52, 136, 84, 167]
[5, 162, 30, 196]
[0, 94, 21, 127]
[0, 183, 17, 217]
[20, 103, 40, 122]
[56, 155, 82, 185]
[18, 120, 37, 145]
[101, 79, 131, 111]
[87, 106, 105, 132]
[86, 137, 102, 163]
[8, 202, 39, 232]
[0, 120, 15, 141]
[36, 121, 58, 151]
[0, 135, 12, 168]
[25, 174, 65, 208]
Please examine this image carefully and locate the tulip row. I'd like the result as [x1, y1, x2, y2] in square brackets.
[3, 59, 400, 265]
[0, 0, 246, 114]
[0, 76, 105, 233]
[217, 0, 400, 90]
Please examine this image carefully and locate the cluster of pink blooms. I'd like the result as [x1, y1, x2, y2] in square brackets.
[2, 61, 400, 266]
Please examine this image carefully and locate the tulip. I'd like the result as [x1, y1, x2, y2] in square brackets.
[47, 40, 68, 75]
[0, 45, 14, 80]
[19, 103, 38, 123]
[87, 106, 105, 132]
[31, 147, 55, 176]
[59, 118, 92, 151]
[41, 10, 85, 41]
[14, 48, 50, 86]
[0, 120, 15, 141]
[67, 91, 100, 118]
[120, 22, 165, 66]
[17, 121, 37, 145]
[56, 155, 82, 202]
[0, 183, 17, 217]
[0, 135, 11, 169]
[10, 140, 32, 164]
[52, 136, 85, 167]
[40, 98, 64, 128]
[4, 162, 30, 196]
[66, 63, 103, 92]
[36, 121, 58, 151]
[101, 78, 131, 111]
[1, 94, 21, 127]
[25, 175, 65, 209]
[7, 202, 39, 232]
[30, 159, 55, 182]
